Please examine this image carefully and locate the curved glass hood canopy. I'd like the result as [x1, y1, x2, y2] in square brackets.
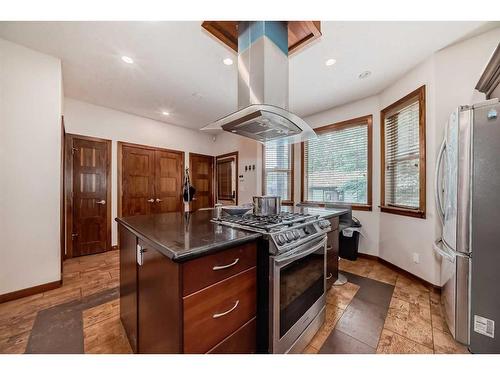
[202, 104, 316, 144]
[201, 21, 316, 144]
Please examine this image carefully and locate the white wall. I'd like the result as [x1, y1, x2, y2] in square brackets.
[0, 39, 62, 294]
[378, 28, 499, 285]
[63, 98, 218, 246]
[213, 131, 263, 205]
[378, 56, 439, 283]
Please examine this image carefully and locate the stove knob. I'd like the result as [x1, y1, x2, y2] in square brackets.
[319, 220, 330, 229]
[277, 234, 286, 245]
[286, 231, 294, 242]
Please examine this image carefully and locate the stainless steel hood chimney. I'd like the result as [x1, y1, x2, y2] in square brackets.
[201, 21, 316, 144]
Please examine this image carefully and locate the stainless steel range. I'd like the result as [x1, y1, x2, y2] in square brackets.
[213, 212, 331, 353]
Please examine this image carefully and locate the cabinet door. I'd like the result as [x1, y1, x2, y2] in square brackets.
[154, 150, 184, 213]
[121, 146, 156, 217]
[119, 225, 138, 353]
[137, 239, 181, 353]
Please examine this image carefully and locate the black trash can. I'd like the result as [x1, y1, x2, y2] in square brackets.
[339, 217, 362, 261]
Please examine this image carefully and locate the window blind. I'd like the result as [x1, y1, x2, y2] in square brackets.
[384, 100, 420, 209]
[263, 139, 292, 201]
[304, 122, 368, 205]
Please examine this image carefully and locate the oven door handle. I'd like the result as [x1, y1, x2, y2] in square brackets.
[275, 238, 327, 265]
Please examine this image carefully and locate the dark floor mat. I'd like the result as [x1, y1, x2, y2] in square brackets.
[319, 272, 394, 354]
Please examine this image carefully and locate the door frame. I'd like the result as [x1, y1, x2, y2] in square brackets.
[215, 151, 239, 205]
[65, 133, 112, 259]
[117, 141, 185, 218]
[60, 117, 65, 267]
[188, 152, 215, 212]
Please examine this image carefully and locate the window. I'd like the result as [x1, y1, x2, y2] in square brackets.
[262, 139, 294, 204]
[381, 85, 426, 218]
[302, 115, 372, 210]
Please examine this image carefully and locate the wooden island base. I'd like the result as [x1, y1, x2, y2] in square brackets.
[119, 224, 258, 354]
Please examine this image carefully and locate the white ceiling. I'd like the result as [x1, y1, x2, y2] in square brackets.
[0, 21, 491, 130]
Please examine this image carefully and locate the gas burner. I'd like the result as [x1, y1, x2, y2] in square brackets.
[214, 212, 318, 232]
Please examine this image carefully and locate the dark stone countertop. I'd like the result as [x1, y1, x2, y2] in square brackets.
[115, 206, 350, 262]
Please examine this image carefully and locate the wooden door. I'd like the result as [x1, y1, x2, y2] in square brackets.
[68, 135, 111, 257]
[217, 158, 234, 201]
[121, 145, 156, 217]
[189, 153, 214, 211]
[154, 150, 184, 213]
[216, 152, 238, 205]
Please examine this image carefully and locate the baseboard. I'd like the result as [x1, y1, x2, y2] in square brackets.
[0, 280, 62, 304]
[357, 253, 441, 291]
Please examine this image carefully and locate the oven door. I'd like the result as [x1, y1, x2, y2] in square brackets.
[270, 237, 327, 353]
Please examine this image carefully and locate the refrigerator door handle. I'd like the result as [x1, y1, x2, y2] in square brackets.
[435, 139, 447, 225]
[433, 238, 455, 263]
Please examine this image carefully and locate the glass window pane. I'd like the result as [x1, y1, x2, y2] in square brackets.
[304, 123, 368, 205]
[264, 139, 292, 200]
[265, 171, 290, 200]
[384, 100, 421, 209]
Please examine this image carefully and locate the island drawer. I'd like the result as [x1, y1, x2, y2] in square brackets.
[183, 267, 257, 354]
[182, 242, 257, 296]
[207, 317, 256, 354]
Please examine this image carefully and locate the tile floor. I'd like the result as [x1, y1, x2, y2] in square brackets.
[304, 257, 469, 354]
[0, 251, 468, 354]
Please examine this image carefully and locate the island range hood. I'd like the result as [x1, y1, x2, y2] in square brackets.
[201, 21, 316, 144]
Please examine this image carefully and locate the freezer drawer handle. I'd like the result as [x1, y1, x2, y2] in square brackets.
[212, 300, 239, 319]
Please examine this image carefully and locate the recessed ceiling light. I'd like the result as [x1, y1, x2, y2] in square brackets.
[358, 70, 372, 79]
[223, 58, 233, 66]
[121, 56, 134, 64]
[162, 111, 170, 116]
[325, 58, 336, 66]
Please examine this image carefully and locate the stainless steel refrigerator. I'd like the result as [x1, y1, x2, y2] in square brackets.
[434, 99, 500, 353]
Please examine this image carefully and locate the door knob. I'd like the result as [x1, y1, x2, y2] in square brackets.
[96, 199, 106, 205]
[155, 198, 162, 203]
[147, 198, 155, 203]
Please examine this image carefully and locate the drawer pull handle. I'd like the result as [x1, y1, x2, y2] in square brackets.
[326, 273, 333, 280]
[326, 246, 332, 251]
[212, 300, 239, 319]
[212, 258, 239, 271]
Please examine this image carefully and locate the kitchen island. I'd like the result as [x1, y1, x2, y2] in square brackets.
[116, 206, 350, 354]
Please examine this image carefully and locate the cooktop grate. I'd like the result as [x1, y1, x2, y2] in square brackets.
[215, 212, 318, 231]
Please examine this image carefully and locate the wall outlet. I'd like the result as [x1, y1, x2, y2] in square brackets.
[412, 253, 420, 264]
